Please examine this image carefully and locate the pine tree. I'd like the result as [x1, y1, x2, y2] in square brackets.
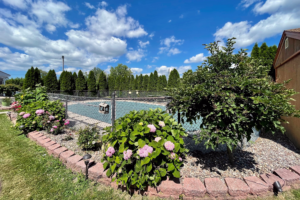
[34, 67, 41, 87]
[251, 43, 260, 59]
[137, 74, 143, 91]
[129, 75, 135, 90]
[61, 71, 72, 93]
[72, 72, 77, 90]
[44, 70, 59, 91]
[168, 69, 180, 88]
[23, 67, 36, 90]
[115, 75, 121, 91]
[87, 71, 97, 93]
[76, 70, 86, 91]
[134, 75, 139, 91]
[161, 75, 167, 90]
[98, 71, 108, 92]
[142, 75, 149, 91]
[153, 70, 158, 91]
[108, 75, 115, 94]
[148, 73, 154, 91]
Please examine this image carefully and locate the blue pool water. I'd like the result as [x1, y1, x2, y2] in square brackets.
[68, 100, 202, 132]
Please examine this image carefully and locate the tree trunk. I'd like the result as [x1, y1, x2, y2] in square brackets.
[227, 145, 235, 165]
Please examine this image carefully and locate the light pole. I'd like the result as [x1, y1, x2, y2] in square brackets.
[83, 153, 92, 180]
[62, 55, 64, 71]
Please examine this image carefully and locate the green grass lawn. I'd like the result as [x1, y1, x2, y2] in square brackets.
[0, 115, 144, 200]
[0, 110, 11, 112]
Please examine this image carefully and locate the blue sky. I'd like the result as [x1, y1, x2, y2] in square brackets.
[0, 0, 300, 78]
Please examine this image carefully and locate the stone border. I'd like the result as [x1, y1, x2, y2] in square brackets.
[27, 130, 300, 199]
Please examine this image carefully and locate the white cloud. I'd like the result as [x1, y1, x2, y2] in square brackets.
[0, 4, 146, 71]
[138, 40, 149, 48]
[45, 24, 56, 33]
[239, 0, 260, 8]
[104, 65, 112, 74]
[159, 36, 184, 55]
[184, 53, 206, 63]
[168, 48, 181, 55]
[126, 49, 145, 62]
[179, 14, 184, 18]
[131, 68, 143, 74]
[147, 65, 152, 69]
[2, 0, 30, 10]
[156, 65, 191, 77]
[152, 57, 159, 62]
[149, 33, 154, 39]
[215, 0, 300, 48]
[99, 1, 108, 7]
[85, 2, 95, 9]
[168, 20, 172, 23]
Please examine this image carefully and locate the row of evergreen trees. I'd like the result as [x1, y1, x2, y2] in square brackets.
[37, 67, 181, 93]
[23, 67, 43, 90]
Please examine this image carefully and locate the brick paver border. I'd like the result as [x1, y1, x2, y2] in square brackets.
[26, 131, 300, 199]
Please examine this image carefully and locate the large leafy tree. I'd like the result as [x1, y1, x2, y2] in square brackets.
[108, 75, 115, 94]
[168, 38, 300, 164]
[76, 70, 86, 91]
[5, 78, 24, 87]
[91, 67, 103, 83]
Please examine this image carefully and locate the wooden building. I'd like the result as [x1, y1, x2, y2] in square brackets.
[273, 28, 300, 148]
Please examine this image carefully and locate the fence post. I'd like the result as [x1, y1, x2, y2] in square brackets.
[65, 95, 68, 119]
[111, 91, 116, 131]
[178, 109, 180, 124]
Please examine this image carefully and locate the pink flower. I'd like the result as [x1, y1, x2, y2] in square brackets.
[64, 120, 70, 126]
[46, 111, 50, 114]
[124, 149, 133, 160]
[35, 109, 44, 116]
[159, 121, 165, 127]
[56, 120, 59, 122]
[106, 147, 115, 157]
[154, 137, 161, 142]
[63, 119, 65, 121]
[49, 116, 55, 120]
[53, 126, 57, 129]
[179, 157, 182, 162]
[50, 128, 54, 132]
[47, 121, 50, 123]
[147, 124, 156, 133]
[164, 141, 175, 151]
[19, 112, 25, 116]
[138, 145, 153, 157]
[170, 152, 176, 160]
[23, 113, 30, 118]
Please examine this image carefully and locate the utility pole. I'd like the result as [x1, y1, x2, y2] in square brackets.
[62, 55, 64, 71]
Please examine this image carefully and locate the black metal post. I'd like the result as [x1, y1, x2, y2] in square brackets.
[85, 160, 89, 180]
[62, 55, 64, 71]
[111, 91, 116, 131]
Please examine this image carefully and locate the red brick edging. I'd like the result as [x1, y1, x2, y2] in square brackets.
[27, 131, 300, 199]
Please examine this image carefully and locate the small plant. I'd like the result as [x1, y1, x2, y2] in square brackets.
[77, 125, 100, 150]
[101, 108, 188, 191]
[1, 97, 12, 106]
[62, 133, 73, 141]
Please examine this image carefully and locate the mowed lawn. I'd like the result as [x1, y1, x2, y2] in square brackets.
[0, 114, 127, 200]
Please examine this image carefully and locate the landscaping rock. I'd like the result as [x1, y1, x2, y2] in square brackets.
[204, 178, 228, 198]
[59, 150, 75, 164]
[243, 176, 269, 196]
[224, 178, 250, 197]
[274, 168, 300, 186]
[66, 155, 83, 169]
[89, 163, 105, 182]
[43, 140, 56, 148]
[74, 160, 95, 173]
[159, 178, 183, 197]
[47, 144, 61, 155]
[260, 173, 285, 191]
[182, 178, 206, 198]
[37, 138, 51, 146]
[52, 147, 68, 158]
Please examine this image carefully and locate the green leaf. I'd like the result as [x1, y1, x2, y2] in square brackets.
[172, 169, 180, 178]
[146, 163, 152, 172]
[119, 143, 125, 153]
[138, 139, 146, 148]
[103, 162, 109, 170]
[167, 163, 175, 172]
[116, 125, 122, 131]
[174, 143, 180, 152]
[115, 156, 121, 164]
[106, 169, 112, 177]
[111, 163, 117, 173]
[159, 168, 167, 176]
[152, 148, 161, 159]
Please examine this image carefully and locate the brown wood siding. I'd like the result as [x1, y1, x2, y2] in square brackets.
[276, 55, 300, 148]
[275, 37, 300, 67]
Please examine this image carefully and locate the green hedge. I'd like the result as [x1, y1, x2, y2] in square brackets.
[0, 84, 21, 97]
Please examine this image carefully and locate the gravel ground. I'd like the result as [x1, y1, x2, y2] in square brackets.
[8, 111, 300, 182]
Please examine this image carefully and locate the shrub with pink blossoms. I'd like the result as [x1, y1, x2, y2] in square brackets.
[101, 108, 188, 192]
[35, 109, 45, 116]
[23, 113, 30, 118]
[19, 112, 25, 116]
[106, 147, 115, 157]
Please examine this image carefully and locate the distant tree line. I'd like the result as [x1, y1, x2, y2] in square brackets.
[19, 64, 181, 94]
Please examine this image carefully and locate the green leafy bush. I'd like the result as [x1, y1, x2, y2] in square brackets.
[101, 108, 188, 191]
[15, 84, 48, 106]
[2, 97, 12, 104]
[15, 100, 66, 133]
[77, 126, 101, 150]
[0, 84, 21, 97]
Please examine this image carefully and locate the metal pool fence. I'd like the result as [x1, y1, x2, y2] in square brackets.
[47, 91, 202, 134]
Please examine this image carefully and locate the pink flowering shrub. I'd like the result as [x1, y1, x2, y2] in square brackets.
[101, 108, 188, 192]
[23, 113, 30, 118]
[35, 109, 44, 116]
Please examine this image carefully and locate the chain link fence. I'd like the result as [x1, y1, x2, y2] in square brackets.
[48, 91, 259, 153]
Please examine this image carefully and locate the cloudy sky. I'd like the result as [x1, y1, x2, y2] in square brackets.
[0, 0, 299, 78]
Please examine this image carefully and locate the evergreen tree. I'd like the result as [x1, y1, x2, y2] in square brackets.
[115, 75, 122, 91]
[76, 70, 86, 91]
[142, 75, 149, 92]
[23, 67, 35, 90]
[72, 72, 77, 90]
[168, 69, 180, 88]
[61, 71, 72, 93]
[148, 73, 154, 91]
[134, 75, 139, 90]
[34, 67, 41, 86]
[161, 75, 167, 89]
[129, 75, 135, 90]
[251, 43, 260, 59]
[87, 71, 97, 92]
[153, 70, 158, 90]
[98, 71, 108, 92]
[137, 74, 143, 91]
[45, 70, 58, 91]
[108, 75, 115, 94]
